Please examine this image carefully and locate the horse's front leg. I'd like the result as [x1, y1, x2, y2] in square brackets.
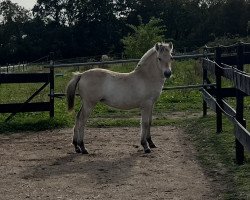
[140, 102, 153, 153]
[146, 108, 157, 148]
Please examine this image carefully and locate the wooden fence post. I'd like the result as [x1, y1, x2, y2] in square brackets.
[215, 46, 222, 133]
[202, 48, 208, 117]
[49, 52, 55, 118]
[235, 43, 245, 165]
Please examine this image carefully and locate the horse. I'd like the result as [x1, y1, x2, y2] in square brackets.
[66, 42, 173, 154]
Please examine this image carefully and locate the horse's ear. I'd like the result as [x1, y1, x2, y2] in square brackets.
[169, 42, 173, 50]
[155, 43, 160, 51]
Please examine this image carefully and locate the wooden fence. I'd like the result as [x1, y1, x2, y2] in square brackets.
[202, 42, 250, 164]
[0, 63, 55, 122]
[1, 52, 212, 121]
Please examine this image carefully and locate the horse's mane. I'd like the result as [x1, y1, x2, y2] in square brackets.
[135, 47, 156, 71]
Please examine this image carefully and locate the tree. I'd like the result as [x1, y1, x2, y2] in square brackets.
[0, 0, 31, 24]
[1, 0, 249, 65]
[72, 0, 124, 56]
[32, 0, 67, 25]
[0, 0, 32, 64]
[122, 17, 166, 58]
[222, 0, 249, 35]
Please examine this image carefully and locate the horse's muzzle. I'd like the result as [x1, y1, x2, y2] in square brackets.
[164, 70, 172, 78]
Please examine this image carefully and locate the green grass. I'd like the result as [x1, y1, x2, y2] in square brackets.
[184, 116, 250, 199]
[1, 60, 250, 198]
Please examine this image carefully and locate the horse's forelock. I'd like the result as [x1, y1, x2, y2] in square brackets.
[162, 43, 173, 52]
[156, 42, 172, 53]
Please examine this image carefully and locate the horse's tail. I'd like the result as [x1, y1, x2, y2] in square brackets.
[66, 72, 81, 111]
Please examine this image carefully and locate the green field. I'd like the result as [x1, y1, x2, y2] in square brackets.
[1, 60, 250, 199]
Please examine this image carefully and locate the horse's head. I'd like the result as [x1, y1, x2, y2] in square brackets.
[155, 42, 173, 78]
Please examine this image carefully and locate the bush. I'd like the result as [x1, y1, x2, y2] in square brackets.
[121, 17, 166, 58]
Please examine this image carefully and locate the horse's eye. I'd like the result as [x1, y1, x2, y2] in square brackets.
[158, 58, 161, 61]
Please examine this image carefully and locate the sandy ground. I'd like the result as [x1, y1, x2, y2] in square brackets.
[0, 126, 220, 200]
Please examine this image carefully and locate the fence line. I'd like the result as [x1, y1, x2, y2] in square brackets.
[0, 50, 215, 121]
[45, 53, 214, 69]
[202, 42, 250, 165]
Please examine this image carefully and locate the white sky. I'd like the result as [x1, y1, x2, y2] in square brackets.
[10, 0, 37, 10]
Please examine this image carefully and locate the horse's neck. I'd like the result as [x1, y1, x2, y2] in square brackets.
[134, 48, 159, 76]
[137, 48, 155, 66]
[135, 48, 152, 70]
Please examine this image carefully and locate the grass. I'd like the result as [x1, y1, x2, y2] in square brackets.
[1, 60, 250, 198]
[184, 116, 250, 199]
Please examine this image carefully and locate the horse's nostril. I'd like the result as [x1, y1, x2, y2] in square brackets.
[164, 71, 172, 78]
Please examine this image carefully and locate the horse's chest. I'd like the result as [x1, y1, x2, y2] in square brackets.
[147, 81, 164, 95]
[148, 88, 162, 101]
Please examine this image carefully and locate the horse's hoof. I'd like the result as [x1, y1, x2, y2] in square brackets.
[79, 146, 89, 154]
[81, 149, 89, 154]
[75, 146, 82, 153]
[149, 143, 157, 148]
[75, 145, 88, 154]
[144, 148, 151, 153]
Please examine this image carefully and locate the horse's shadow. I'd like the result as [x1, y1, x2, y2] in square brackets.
[21, 151, 143, 184]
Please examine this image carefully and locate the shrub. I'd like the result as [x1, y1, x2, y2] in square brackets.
[121, 17, 166, 58]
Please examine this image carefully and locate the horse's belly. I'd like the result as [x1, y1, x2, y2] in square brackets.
[102, 95, 141, 110]
[101, 89, 161, 110]
[100, 76, 163, 109]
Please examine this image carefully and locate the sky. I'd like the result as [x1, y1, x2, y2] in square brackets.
[10, 0, 37, 10]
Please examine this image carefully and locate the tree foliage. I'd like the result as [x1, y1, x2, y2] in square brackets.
[0, 0, 249, 65]
[122, 18, 166, 58]
[0, 0, 31, 24]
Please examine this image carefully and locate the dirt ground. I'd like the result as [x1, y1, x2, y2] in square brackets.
[0, 126, 220, 200]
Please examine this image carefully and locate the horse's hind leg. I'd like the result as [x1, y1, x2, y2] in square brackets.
[146, 108, 157, 148]
[73, 106, 82, 153]
[74, 101, 95, 154]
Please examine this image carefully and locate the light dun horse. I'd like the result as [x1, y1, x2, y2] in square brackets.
[66, 42, 173, 154]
